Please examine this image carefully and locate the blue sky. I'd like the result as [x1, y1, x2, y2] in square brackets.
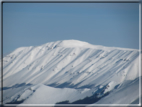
[3, 3, 139, 55]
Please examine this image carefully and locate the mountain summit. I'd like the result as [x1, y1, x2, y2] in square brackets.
[56, 40, 94, 48]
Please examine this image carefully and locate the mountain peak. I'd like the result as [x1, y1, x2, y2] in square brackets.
[57, 39, 94, 48]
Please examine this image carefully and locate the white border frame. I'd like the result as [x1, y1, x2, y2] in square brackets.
[2, 0, 141, 106]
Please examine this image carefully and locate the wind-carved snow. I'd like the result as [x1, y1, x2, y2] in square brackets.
[0, 40, 141, 104]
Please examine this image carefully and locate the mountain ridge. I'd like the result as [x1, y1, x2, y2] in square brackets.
[8, 40, 139, 57]
[2, 40, 140, 87]
[1, 39, 141, 104]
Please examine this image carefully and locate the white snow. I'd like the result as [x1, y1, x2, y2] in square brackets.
[1, 40, 141, 105]
[19, 84, 92, 104]
[103, 81, 116, 94]
[17, 89, 33, 101]
[93, 77, 140, 104]
[57, 40, 95, 48]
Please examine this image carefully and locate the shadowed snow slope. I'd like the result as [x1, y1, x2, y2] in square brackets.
[1, 40, 141, 104]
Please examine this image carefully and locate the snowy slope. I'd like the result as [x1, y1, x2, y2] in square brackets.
[0, 40, 141, 105]
[95, 76, 140, 104]
[17, 84, 93, 104]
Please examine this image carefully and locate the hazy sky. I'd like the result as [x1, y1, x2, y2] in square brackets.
[3, 3, 139, 55]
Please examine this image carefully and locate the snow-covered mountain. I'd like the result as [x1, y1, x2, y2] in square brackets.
[0, 40, 141, 105]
